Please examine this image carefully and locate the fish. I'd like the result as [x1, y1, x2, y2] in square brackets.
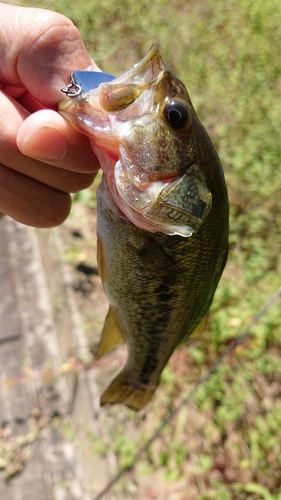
[58, 44, 229, 411]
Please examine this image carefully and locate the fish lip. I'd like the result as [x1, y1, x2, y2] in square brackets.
[102, 44, 165, 87]
[95, 45, 166, 113]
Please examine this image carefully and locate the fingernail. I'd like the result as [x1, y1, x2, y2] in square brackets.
[21, 126, 68, 161]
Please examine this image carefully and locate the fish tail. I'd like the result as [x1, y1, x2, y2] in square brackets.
[100, 371, 157, 411]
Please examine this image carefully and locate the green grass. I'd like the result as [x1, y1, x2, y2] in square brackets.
[17, 0, 281, 497]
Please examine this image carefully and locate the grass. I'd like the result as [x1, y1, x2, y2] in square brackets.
[14, 0, 281, 497]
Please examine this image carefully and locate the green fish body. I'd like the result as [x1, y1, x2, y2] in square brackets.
[58, 45, 229, 410]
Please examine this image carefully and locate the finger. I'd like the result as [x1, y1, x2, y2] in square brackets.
[17, 109, 99, 173]
[1, 93, 96, 192]
[0, 164, 71, 228]
[0, 4, 100, 107]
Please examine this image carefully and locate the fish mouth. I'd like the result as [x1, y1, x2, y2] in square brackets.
[114, 163, 212, 237]
[58, 46, 212, 237]
[102, 46, 210, 237]
[57, 45, 167, 145]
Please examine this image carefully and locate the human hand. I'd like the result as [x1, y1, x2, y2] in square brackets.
[0, 3, 100, 227]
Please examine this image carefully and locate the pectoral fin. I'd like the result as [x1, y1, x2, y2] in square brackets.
[188, 311, 209, 340]
[100, 370, 157, 411]
[96, 307, 125, 359]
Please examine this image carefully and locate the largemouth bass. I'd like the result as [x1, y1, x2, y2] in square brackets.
[58, 45, 229, 411]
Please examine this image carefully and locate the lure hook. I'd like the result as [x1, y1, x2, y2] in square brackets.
[61, 77, 82, 98]
[61, 71, 115, 98]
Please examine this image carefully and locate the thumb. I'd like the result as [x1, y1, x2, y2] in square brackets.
[0, 4, 99, 107]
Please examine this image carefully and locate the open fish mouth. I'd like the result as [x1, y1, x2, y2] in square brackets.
[58, 44, 165, 121]
[58, 45, 212, 237]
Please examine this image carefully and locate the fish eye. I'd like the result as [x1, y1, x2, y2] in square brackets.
[163, 101, 190, 130]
